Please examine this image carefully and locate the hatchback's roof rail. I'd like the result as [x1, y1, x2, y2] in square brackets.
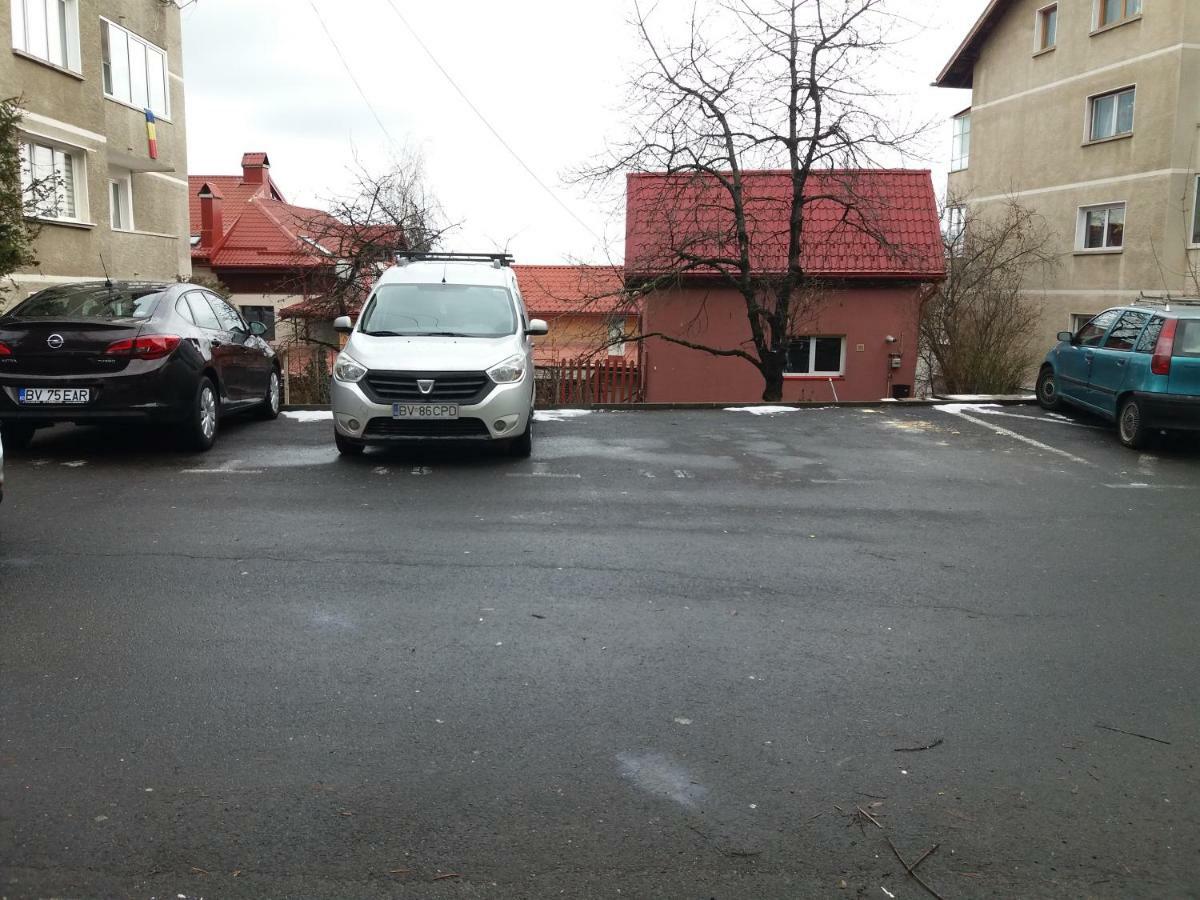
[1133, 295, 1200, 309]
[395, 251, 515, 269]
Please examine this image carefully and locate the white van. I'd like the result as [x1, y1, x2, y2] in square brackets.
[330, 253, 547, 457]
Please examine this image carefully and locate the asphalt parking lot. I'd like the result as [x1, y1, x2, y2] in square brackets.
[1, 404, 1198, 899]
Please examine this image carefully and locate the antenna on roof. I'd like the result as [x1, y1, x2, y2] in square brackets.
[99, 254, 113, 290]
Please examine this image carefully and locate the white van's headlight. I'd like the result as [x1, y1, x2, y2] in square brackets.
[333, 353, 367, 383]
[487, 354, 526, 384]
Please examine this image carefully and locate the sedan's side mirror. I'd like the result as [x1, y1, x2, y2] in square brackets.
[1057, 331, 1075, 344]
[525, 318, 548, 336]
[334, 315, 354, 334]
[249, 321, 268, 337]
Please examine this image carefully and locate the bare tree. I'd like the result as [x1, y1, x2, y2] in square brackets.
[278, 153, 452, 401]
[582, 0, 928, 401]
[920, 198, 1057, 395]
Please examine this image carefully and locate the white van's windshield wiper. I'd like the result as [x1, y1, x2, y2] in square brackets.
[409, 331, 474, 337]
[361, 329, 405, 337]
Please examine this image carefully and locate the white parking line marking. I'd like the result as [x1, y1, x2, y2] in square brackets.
[673, 469, 693, 479]
[939, 409, 1093, 466]
[506, 472, 582, 479]
[411, 466, 432, 476]
[62, 460, 87, 468]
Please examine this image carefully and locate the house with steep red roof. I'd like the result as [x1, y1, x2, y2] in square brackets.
[188, 153, 346, 344]
[625, 169, 945, 403]
[512, 265, 638, 365]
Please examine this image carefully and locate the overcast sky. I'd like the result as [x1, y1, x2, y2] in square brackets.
[181, 0, 985, 265]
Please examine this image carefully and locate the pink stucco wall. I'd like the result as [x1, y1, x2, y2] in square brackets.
[642, 285, 924, 403]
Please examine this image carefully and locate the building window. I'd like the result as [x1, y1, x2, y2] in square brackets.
[11, 0, 80, 72]
[1192, 175, 1200, 246]
[786, 336, 845, 376]
[240, 305, 276, 341]
[606, 319, 626, 356]
[1088, 87, 1135, 141]
[1096, 0, 1142, 29]
[101, 18, 169, 118]
[18, 138, 82, 221]
[1037, 4, 1058, 50]
[109, 172, 133, 231]
[950, 112, 970, 172]
[1078, 203, 1125, 251]
[945, 205, 966, 253]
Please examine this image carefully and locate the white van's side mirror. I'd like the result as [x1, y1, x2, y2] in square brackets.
[333, 315, 354, 334]
[526, 318, 548, 336]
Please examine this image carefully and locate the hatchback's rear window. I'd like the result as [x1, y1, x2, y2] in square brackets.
[4, 284, 165, 321]
[1175, 321, 1200, 358]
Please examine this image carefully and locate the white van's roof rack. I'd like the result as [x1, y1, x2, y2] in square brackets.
[396, 251, 515, 269]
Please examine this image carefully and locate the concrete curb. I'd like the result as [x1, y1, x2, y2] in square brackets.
[282, 398, 1040, 413]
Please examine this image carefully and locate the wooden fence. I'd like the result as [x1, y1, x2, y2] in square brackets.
[536, 356, 644, 407]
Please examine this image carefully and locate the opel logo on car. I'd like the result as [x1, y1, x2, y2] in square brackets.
[47, 333, 65, 350]
[417, 379, 435, 395]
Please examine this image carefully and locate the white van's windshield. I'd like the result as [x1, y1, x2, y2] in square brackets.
[359, 284, 518, 338]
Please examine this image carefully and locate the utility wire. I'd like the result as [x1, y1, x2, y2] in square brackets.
[307, 0, 401, 150]
[379, 0, 602, 242]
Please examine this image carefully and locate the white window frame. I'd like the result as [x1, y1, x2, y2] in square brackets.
[1035, 3, 1058, 53]
[100, 17, 171, 120]
[1076, 202, 1127, 252]
[1086, 86, 1136, 143]
[950, 112, 971, 172]
[10, 0, 81, 73]
[108, 171, 134, 231]
[1093, 0, 1143, 31]
[945, 205, 967, 253]
[18, 134, 88, 224]
[784, 336, 846, 378]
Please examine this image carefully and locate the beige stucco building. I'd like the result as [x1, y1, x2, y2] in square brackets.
[1, 0, 189, 308]
[936, 0, 1200, 351]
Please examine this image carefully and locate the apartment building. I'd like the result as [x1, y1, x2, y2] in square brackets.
[935, 0, 1200, 348]
[1, 0, 190, 307]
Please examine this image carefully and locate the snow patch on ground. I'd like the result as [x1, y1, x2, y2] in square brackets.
[535, 409, 593, 422]
[725, 405, 814, 415]
[940, 393, 1036, 402]
[283, 410, 334, 423]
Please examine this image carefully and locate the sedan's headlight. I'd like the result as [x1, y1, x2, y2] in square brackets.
[333, 353, 368, 383]
[487, 354, 527, 384]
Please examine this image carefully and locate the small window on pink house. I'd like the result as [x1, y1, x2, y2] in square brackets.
[786, 336, 845, 376]
[607, 319, 626, 356]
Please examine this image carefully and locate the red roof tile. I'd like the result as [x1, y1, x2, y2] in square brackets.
[624, 169, 945, 282]
[513, 265, 630, 316]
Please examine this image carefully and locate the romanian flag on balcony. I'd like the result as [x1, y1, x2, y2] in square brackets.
[145, 109, 159, 160]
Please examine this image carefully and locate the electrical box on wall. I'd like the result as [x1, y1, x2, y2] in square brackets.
[889, 354, 903, 369]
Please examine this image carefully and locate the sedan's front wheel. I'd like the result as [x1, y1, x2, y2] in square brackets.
[181, 378, 219, 452]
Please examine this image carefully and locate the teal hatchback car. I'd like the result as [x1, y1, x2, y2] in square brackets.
[1037, 303, 1200, 448]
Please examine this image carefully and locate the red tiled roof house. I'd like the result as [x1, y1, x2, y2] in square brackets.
[625, 169, 946, 403]
[512, 265, 638, 366]
[188, 153, 352, 344]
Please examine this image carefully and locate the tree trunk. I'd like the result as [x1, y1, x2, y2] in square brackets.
[761, 361, 785, 403]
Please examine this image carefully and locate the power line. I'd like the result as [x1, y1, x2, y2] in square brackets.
[307, 0, 401, 150]
[379, 0, 602, 242]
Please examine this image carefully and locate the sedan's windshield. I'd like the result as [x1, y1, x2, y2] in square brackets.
[359, 284, 518, 338]
[4, 284, 165, 321]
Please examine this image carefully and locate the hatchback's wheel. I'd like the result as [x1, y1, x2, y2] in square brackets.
[0, 422, 36, 451]
[508, 417, 533, 458]
[182, 378, 219, 452]
[257, 369, 282, 420]
[335, 428, 364, 456]
[1036, 366, 1063, 411]
[1118, 396, 1151, 449]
